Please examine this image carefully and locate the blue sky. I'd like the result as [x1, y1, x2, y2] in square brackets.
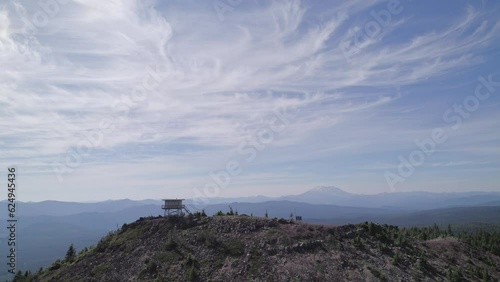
[0, 0, 499, 202]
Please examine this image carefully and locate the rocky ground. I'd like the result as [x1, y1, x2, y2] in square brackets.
[21, 215, 500, 281]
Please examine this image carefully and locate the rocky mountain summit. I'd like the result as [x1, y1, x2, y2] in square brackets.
[16, 215, 500, 281]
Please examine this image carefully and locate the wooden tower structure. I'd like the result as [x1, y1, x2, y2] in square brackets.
[161, 199, 191, 216]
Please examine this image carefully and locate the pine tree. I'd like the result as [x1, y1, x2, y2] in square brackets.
[65, 243, 76, 262]
[227, 205, 234, 215]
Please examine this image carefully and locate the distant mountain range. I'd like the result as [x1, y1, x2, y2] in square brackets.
[0, 186, 499, 279]
[3, 186, 499, 217]
[186, 186, 500, 210]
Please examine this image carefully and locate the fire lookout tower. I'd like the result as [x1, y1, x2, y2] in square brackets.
[161, 199, 191, 216]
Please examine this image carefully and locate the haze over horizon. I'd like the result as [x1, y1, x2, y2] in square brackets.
[10, 185, 500, 205]
[1, 0, 500, 202]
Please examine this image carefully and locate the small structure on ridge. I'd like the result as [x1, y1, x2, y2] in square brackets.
[161, 199, 191, 216]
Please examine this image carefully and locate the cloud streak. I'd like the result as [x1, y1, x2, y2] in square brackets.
[1, 0, 499, 200]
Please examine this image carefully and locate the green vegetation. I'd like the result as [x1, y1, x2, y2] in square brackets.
[249, 255, 264, 276]
[353, 234, 364, 249]
[227, 205, 234, 215]
[64, 244, 76, 263]
[396, 224, 500, 256]
[199, 229, 219, 248]
[367, 266, 386, 281]
[460, 229, 500, 256]
[224, 238, 245, 256]
[184, 256, 200, 281]
[351, 221, 499, 281]
[391, 253, 400, 265]
[48, 259, 62, 271]
[139, 259, 158, 279]
[92, 264, 111, 276]
[447, 267, 464, 282]
[354, 221, 500, 256]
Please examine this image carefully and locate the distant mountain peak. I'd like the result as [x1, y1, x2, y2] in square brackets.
[308, 186, 349, 195]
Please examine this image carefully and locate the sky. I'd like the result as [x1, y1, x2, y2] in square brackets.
[0, 0, 499, 202]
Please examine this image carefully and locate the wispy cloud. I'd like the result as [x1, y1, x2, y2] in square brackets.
[1, 0, 499, 200]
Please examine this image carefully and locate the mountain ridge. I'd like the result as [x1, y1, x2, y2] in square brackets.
[2, 200, 499, 280]
[21, 215, 500, 281]
[4, 186, 500, 210]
